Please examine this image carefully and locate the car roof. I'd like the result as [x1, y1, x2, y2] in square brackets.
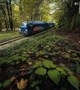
[29, 21, 45, 24]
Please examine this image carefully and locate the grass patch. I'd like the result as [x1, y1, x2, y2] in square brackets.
[0, 31, 20, 42]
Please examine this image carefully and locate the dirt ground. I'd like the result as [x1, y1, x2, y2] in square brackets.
[56, 26, 80, 50]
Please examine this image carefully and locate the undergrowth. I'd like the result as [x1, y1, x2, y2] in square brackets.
[0, 30, 80, 90]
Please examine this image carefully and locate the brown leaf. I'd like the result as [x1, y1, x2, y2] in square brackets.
[17, 78, 28, 90]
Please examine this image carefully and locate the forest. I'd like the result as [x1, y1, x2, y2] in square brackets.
[0, 0, 80, 90]
[0, 0, 80, 31]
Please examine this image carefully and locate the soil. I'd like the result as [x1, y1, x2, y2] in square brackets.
[56, 26, 80, 49]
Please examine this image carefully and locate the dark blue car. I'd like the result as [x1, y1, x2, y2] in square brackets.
[19, 21, 54, 36]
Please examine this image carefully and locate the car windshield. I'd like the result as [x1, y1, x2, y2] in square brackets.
[21, 22, 27, 26]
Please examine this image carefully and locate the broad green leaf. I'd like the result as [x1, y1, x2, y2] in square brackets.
[43, 60, 57, 69]
[62, 65, 73, 75]
[36, 51, 45, 56]
[56, 67, 67, 75]
[3, 79, 11, 88]
[34, 61, 42, 68]
[68, 75, 80, 89]
[35, 67, 46, 76]
[48, 70, 61, 85]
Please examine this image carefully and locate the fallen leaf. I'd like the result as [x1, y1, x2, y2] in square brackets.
[17, 78, 28, 90]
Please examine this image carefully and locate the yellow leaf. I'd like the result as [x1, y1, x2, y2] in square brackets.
[17, 78, 28, 90]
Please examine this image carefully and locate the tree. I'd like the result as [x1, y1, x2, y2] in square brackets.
[21, 0, 43, 21]
[51, 0, 79, 31]
[40, 0, 51, 21]
[0, 0, 8, 31]
[0, 0, 14, 31]
[66, 0, 79, 31]
[6, 0, 14, 31]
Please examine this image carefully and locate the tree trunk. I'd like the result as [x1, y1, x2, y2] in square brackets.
[6, 0, 14, 31]
[9, 0, 14, 31]
[0, 22, 2, 32]
[2, 8, 9, 31]
[70, 14, 77, 31]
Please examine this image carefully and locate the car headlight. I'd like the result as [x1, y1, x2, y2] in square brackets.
[25, 29, 28, 32]
[19, 28, 21, 32]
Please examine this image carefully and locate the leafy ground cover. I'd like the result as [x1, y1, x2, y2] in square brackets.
[0, 31, 20, 42]
[0, 30, 80, 90]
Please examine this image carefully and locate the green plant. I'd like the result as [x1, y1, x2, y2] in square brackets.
[43, 60, 57, 69]
[48, 69, 61, 85]
[68, 75, 80, 89]
[33, 60, 80, 89]
[35, 67, 46, 76]
[3, 79, 11, 88]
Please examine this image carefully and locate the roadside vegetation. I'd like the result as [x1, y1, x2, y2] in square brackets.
[0, 31, 20, 42]
[0, 30, 80, 90]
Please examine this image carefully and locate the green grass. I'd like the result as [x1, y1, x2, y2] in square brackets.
[0, 31, 20, 42]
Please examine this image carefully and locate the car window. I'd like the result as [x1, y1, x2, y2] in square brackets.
[21, 22, 27, 27]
